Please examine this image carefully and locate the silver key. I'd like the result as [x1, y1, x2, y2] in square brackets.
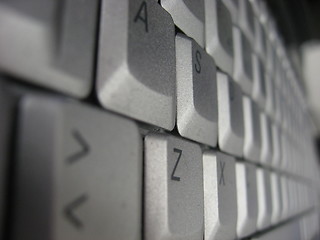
[243, 96, 261, 162]
[296, 182, 303, 213]
[266, 38, 276, 76]
[281, 133, 289, 171]
[97, 0, 176, 130]
[260, 113, 273, 166]
[254, 19, 268, 63]
[256, 168, 272, 230]
[203, 151, 237, 240]
[235, 162, 258, 238]
[252, 54, 267, 109]
[252, 219, 302, 240]
[264, 73, 276, 119]
[0, 0, 98, 97]
[176, 34, 218, 146]
[287, 179, 295, 217]
[223, 0, 238, 24]
[238, 0, 255, 44]
[161, 0, 205, 47]
[12, 95, 142, 240]
[270, 172, 282, 225]
[280, 177, 289, 220]
[233, 27, 254, 95]
[300, 213, 319, 240]
[271, 125, 281, 168]
[145, 134, 204, 240]
[205, 0, 234, 75]
[217, 71, 244, 156]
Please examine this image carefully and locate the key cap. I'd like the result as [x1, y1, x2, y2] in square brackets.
[233, 27, 254, 95]
[145, 134, 203, 240]
[271, 123, 281, 168]
[296, 182, 302, 213]
[252, 54, 267, 109]
[217, 71, 244, 156]
[266, 38, 276, 77]
[249, 0, 261, 16]
[205, 0, 234, 75]
[275, 58, 285, 90]
[287, 179, 295, 217]
[12, 95, 142, 240]
[97, 0, 176, 130]
[264, 74, 276, 119]
[203, 151, 237, 240]
[292, 181, 299, 216]
[0, 0, 98, 97]
[295, 182, 303, 213]
[176, 34, 218, 146]
[281, 133, 289, 171]
[255, 22, 268, 64]
[256, 168, 272, 230]
[300, 214, 319, 240]
[238, 0, 255, 44]
[223, 0, 238, 24]
[243, 96, 261, 162]
[260, 113, 273, 166]
[252, 219, 302, 240]
[270, 172, 282, 225]
[235, 162, 258, 238]
[280, 176, 289, 221]
[161, 0, 205, 47]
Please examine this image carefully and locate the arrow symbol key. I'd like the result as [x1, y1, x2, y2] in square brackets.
[64, 194, 88, 229]
[67, 130, 90, 164]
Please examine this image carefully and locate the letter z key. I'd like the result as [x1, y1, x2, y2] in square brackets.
[145, 134, 204, 240]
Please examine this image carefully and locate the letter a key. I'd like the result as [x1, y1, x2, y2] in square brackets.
[97, 0, 176, 130]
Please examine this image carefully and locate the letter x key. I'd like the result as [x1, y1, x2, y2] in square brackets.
[203, 151, 237, 240]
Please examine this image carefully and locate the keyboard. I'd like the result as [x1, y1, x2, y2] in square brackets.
[0, 0, 319, 239]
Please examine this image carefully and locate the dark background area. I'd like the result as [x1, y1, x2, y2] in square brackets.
[267, 0, 320, 163]
[267, 0, 320, 47]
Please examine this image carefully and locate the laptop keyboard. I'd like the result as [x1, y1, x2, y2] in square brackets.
[0, 0, 319, 239]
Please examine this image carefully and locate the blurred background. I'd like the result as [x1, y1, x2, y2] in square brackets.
[267, 0, 320, 158]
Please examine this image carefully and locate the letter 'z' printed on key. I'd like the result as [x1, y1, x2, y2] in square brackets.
[172, 148, 182, 181]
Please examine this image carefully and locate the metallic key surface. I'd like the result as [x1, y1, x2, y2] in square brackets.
[223, 0, 239, 24]
[260, 113, 273, 166]
[238, 0, 255, 43]
[252, 54, 267, 109]
[161, 0, 205, 47]
[12, 96, 142, 240]
[243, 96, 261, 162]
[271, 124, 282, 168]
[236, 162, 258, 238]
[145, 134, 204, 240]
[252, 219, 302, 240]
[256, 168, 272, 230]
[270, 172, 282, 225]
[205, 0, 234, 75]
[0, 0, 98, 97]
[98, 0, 176, 130]
[203, 151, 237, 240]
[176, 34, 218, 146]
[217, 71, 244, 156]
[233, 27, 253, 95]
